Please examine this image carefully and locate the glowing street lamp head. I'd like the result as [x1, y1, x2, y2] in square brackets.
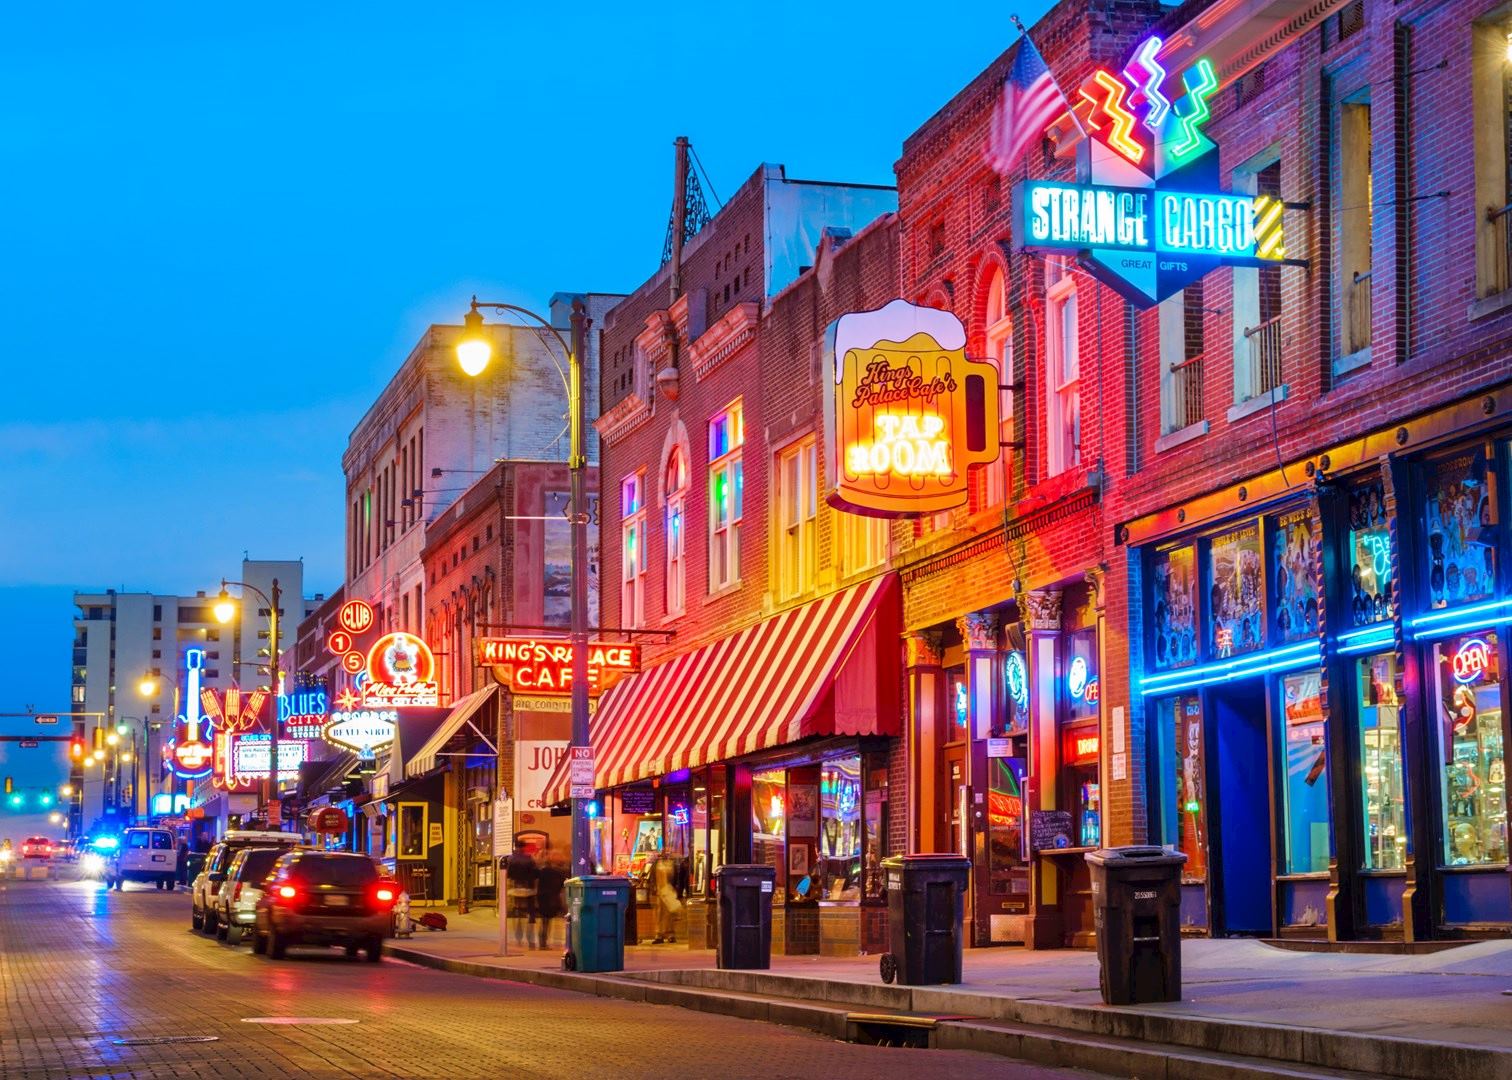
[60, 785, 73, 798]
[213, 587, 237, 625]
[105, 732, 120, 747]
[456, 304, 492, 377]
[138, 676, 158, 697]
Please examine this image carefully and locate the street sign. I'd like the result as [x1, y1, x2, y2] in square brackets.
[492, 795, 514, 858]
[33, 715, 57, 725]
[18, 739, 38, 749]
[568, 745, 594, 800]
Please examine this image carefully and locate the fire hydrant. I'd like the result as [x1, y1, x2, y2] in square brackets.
[393, 891, 414, 938]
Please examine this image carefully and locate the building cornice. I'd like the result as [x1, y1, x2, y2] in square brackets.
[689, 302, 759, 383]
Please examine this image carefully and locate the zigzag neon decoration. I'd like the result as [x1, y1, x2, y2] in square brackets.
[1169, 58, 1218, 163]
[1079, 69, 1145, 164]
[1123, 36, 1170, 131]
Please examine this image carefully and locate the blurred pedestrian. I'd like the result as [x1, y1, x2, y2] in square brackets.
[503, 839, 538, 948]
[651, 853, 684, 944]
[535, 842, 569, 950]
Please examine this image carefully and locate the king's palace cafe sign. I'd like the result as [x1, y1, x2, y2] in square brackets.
[477, 638, 640, 694]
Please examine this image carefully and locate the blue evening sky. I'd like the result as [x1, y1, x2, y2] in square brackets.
[0, 2, 1051, 787]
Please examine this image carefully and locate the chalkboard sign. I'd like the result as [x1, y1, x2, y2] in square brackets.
[1029, 809, 1075, 852]
[620, 787, 656, 815]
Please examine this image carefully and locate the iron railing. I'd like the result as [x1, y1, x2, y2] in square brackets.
[1170, 352, 1205, 430]
[1244, 316, 1283, 399]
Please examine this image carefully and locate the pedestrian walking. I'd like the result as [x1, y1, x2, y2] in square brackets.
[535, 842, 569, 950]
[503, 838, 538, 948]
[650, 853, 685, 944]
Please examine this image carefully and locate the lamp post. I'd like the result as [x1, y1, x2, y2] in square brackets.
[455, 296, 593, 878]
[215, 578, 283, 825]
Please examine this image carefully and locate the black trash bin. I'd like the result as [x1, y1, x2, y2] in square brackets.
[1084, 846, 1187, 1005]
[714, 863, 776, 969]
[878, 854, 971, 985]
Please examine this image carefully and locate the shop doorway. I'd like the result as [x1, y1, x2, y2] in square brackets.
[1209, 682, 1274, 935]
[939, 745, 967, 855]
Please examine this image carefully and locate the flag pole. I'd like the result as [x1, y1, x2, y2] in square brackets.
[1009, 13, 1087, 138]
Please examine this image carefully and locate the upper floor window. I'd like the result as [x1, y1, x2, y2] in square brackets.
[621, 472, 647, 628]
[840, 513, 889, 576]
[1232, 154, 1284, 404]
[709, 401, 745, 592]
[1044, 257, 1080, 476]
[776, 437, 818, 601]
[664, 449, 687, 618]
[982, 268, 1014, 505]
[1332, 83, 1373, 371]
[1473, 18, 1512, 301]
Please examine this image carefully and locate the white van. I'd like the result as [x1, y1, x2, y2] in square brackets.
[108, 827, 178, 890]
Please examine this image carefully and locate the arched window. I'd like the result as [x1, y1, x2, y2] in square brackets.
[664, 448, 687, 617]
[983, 268, 1014, 506]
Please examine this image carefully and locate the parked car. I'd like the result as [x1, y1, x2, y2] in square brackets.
[191, 830, 301, 935]
[253, 851, 398, 961]
[20, 836, 57, 859]
[105, 828, 177, 889]
[214, 846, 289, 946]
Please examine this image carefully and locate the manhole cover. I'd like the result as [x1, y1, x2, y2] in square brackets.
[241, 1017, 359, 1026]
[111, 1035, 220, 1046]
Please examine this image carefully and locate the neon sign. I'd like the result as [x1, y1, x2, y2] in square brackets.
[1068, 655, 1091, 701]
[323, 709, 398, 757]
[1075, 734, 1100, 759]
[1015, 35, 1285, 307]
[823, 299, 1001, 517]
[171, 648, 215, 780]
[231, 734, 309, 780]
[1005, 650, 1029, 712]
[149, 792, 190, 817]
[478, 638, 640, 695]
[338, 599, 375, 635]
[200, 685, 267, 734]
[362, 633, 438, 708]
[1452, 639, 1493, 685]
[278, 688, 329, 740]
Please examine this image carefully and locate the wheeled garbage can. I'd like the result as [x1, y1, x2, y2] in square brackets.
[563, 875, 631, 973]
[713, 863, 776, 969]
[1084, 846, 1187, 1005]
[878, 854, 971, 985]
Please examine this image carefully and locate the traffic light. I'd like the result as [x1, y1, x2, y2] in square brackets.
[70, 737, 84, 760]
[93, 726, 105, 752]
[3, 776, 10, 794]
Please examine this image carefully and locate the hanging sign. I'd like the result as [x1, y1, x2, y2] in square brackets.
[1015, 35, 1286, 307]
[278, 687, 330, 739]
[322, 709, 398, 756]
[362, 633, 438, 707]
[309, 806, 350, 835]
[822, 299, 1001, 517]
[478, 638, 640, 695]
[231, 734, 309, 780]
[171, 648, 215, 780]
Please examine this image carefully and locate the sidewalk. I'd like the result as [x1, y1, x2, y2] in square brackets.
[389, 904, 1512, 1079]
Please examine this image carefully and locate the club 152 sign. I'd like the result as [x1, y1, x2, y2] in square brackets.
[478, 638, 640, 694]
[1015, 35, 1286, 307]
[822, 299, 1001, 517]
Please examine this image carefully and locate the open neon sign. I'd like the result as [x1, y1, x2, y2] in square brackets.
[1452, 638, 1493, 685]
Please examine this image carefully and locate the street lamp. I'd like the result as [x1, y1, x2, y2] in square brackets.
[215, 579, 284, 825]
[455, 295, 594, 879]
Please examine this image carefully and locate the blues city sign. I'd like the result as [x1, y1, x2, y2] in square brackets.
[1015, 36, 1285, 307]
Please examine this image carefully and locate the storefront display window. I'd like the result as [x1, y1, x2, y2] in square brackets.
[1423, 451, 1497, 611]
[664, 784, 692, 858]
[1348, 480, 1392, 626]
[1280, 670, 1330, 873]
[397, 802, 426, 859]
[1435, 634, 1507, 866]
[817, 757, 862, 901]
[1152, 544, 1198, 669]
[1166, 695, 1207, 883]
[1061, 629, 1100, 847]
[1208, 522, 1263, 657]
[1271, 508, 1318, 643]
[614, 788, 662, 882]
[862, 754, 888, 902]
[751, 768, 787, 897]
[692, 768, 723, 896]
[1358, 652, 1406, 870]
[987, 755, 1026, 896]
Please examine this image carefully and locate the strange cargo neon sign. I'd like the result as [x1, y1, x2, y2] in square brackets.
[1014, 35, 1286, 307]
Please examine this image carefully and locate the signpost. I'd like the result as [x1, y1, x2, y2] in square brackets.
[568, 746, 594, 800]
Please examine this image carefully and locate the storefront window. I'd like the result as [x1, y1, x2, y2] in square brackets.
[1435, 633, 1507, 866]
[1207, 522, 1263, 657]
[1271, 507, 1319, 643]
[616, 787, 662, 881]
[1002, 645, 1029, 735]
[751, 768, 787, 898]
[1358, 652, 1407, 870]
[1062, 629, 1100, 847]
[1151, 544, 1198, 669]
[397, 803, 426, 859]
[947, 669, 969, 740]
[817, 757, 862, 901]
[691, 768, 723, 896]
[986, 754, 1026, 896]
[1280, 670, 1330, 873]
[862, 754, 888, 902]
[1423, 450, 1497, 611]
[1348, 480, 1392, 626]
[1161, 695, 1208, 883]
[1065, 630, 1098, 723]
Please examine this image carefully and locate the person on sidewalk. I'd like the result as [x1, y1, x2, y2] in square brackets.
[535, 842, 569, 950]
[503, 838, 538, 948]
[650, 853, 684, 944]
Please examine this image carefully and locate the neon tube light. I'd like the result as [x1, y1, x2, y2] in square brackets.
[1407, 598, 1512, 640]
[1123, 36, 1170, 130]
[1079, 69, 1145, 164]
[1336, 624, 1395, 655]
[1141, 640, 1319, 696]
[1168, 58, 1217, 163]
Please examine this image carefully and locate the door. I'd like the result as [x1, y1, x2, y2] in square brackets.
[939, 745, 967, 854]
[1209, 681, 1275, 935]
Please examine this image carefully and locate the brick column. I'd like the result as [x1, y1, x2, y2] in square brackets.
[904, 630, 945, 854]
[1024, 588, 1063, 949]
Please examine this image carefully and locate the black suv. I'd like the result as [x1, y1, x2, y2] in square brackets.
[252, 851, 398, 961]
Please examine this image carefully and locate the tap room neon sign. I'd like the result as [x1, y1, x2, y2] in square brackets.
[1014, 35, 1286, 307]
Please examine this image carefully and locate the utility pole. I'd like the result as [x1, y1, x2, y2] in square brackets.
[568, 300, 592, 879]
[268, 578, 282, 825]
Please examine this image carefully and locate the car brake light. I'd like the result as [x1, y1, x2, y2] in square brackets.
[232, 883, 244, 901]
[375, 887, 395, 903]
[277, 884, 297, 900]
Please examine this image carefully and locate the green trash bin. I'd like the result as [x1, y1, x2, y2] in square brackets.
[563, 875, 631, 973]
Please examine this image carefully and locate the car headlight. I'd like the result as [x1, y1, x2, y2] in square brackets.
[0, 850, 12, 863]
[81, 853, 105, 874]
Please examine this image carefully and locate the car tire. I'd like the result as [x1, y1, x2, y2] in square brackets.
[252, 930, 268, 955]
[203, 910, 218, 936]
[215, 920, 228, 942]
[344, 942, 359, 958]
[192, 906, 203, 931]
[365, 937, 383, 963]
[268, 926, 286, 959]
[225, 925, 242, 946]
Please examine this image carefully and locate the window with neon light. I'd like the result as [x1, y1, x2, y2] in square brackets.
[1279, 670, 1330, 874]
[1044, 258, 1079, 476]
[664, 449, 687, 617]
[621, 472, 647, 629]
[1153, 694, 1207, 883]
[1422, 449, 1497, 611]
[1348, 479, 1392, 626]
[1434, 634, 1506, 868]
[1357, 652, 1406, 871]
[776, 437, 818, 601]
[751, 767, 786, 897]
[981, 267, 1014, 507]
[708, 400, 744, 592]
[817, 756, 862, 901]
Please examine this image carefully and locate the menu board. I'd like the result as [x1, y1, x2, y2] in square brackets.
[1029, 809, 1075, 852]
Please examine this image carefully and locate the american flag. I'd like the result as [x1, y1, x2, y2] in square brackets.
[985, 32, 1071, 175]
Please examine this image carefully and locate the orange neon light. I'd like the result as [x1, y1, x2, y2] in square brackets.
[478, 638, 640, 695]
[1079, 69, 1145, 164]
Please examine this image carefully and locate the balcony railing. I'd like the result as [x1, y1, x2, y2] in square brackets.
[1244, 316, 1283, 399]
[1170, 352, 1205, 430]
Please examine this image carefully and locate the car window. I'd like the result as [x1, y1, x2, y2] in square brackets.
[291, 856, 379, 887]
[152, 833, 172, 850]
[240, 849, 284, 881]
[128, 833, 150, 849]
[210, 846, 232, 872]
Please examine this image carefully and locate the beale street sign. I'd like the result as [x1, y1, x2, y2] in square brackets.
[1015, 35, 1286, 307]
[478, 637, 640, 695]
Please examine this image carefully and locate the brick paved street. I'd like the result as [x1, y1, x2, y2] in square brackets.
[0, 871, 1106, 1079]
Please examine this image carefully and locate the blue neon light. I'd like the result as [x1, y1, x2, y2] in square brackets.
[1408, 598, 1512, 640]
[1336, 624, 1395, 656]
[1005, 651, 1029, 712]
[1067, 655, 1090, 700]
[1141, 640, 1319, 695]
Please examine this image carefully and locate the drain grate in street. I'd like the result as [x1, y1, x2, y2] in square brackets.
[111, 1035, 221, 1046]
[240, 1017, 359, 1025]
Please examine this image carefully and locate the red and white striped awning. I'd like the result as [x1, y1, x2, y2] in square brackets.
[542, 575, 897, 805]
